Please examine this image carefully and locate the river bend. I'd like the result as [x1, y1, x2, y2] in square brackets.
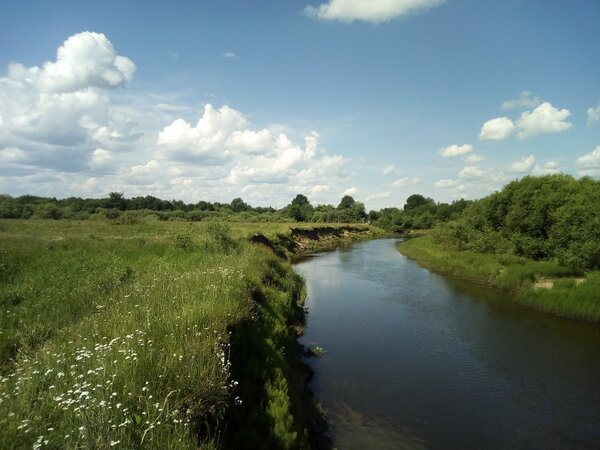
[295, 239, 600, 449]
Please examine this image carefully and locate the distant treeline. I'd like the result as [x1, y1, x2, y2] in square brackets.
[0, 191, 468, 229]
[368, 196, 471, 231]
[4, 174, 598, 271]
[432, 175, 600, 271]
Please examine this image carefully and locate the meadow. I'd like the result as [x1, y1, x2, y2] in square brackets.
[0, 219, 380, 448]
[399, 235, 600, 322]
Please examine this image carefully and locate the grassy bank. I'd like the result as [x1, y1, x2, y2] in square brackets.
[0, 219, 380, 448]
[398, 235, 600, 322]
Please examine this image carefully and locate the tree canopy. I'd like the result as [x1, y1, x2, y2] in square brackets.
[432, 174, 600, 270]
[338, 195, 356, 209]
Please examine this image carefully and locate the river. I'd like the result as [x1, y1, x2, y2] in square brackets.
[294, 238, 600, 449]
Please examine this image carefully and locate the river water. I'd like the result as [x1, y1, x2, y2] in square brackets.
[294, 239, 600, 449]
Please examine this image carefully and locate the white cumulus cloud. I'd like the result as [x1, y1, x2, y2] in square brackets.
[157, 104, 248, 164]
[6, 31, 135, 94]
[507, 155, 536, 173]
[289, 154, 346, 186]
[576, 145, 600, 176]
[153, 106, 344, 192]
[587, 103, 600, 126]
[458, 166, 485, 179]
[464, 153, 485, 163]
[127, 159, 165, 185]
[0, 31, 137, 169]
[89, 148, 113, 170]
[532, 161, 559, 176]
[438, 144, 473, 158]
[478, 117, 515, 141]
[0, 33, 356, 207]
[382, 164, 395, 176]
[228, 135, 324, 185]
[0, 147, 28, 165]
[304, 0, 445, 24]
[501, 91, 541, 110]
[227, 146, 306, 184]
[226, 129, 275, 155]
[479, 102, 572, 141]
[343, 187, 357, 195]
[516, 102, 572, 139]
[434, 179, 458, 188]
[365, 191, 391, 201]
[392, 176, 421, 187]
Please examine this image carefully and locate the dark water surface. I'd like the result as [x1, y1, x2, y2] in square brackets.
[294, 239, 600, 449]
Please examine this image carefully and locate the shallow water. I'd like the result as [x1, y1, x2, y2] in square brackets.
[294, 239, 600, 449]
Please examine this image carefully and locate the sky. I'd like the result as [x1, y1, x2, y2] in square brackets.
[0, 0, 599, 210]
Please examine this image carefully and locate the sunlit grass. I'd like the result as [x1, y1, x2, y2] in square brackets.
[0, 218, 380, 447]
[398, 235, 600, 321]
[518, 272, 600, 320]
[0, 219, 328, 448]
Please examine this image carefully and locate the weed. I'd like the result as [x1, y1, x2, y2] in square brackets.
[306, 346, 325, 357]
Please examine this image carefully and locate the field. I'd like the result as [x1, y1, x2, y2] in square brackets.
[398, 235, 600, 322]
[0, 219, 381, 449]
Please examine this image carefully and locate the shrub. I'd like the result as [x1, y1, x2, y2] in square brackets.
[172, 232, 194, 250]
[114, 211, 142, 225]
[200, 222, 236, 252]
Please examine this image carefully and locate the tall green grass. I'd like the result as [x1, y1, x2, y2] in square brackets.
[518, 272, 600, 320]
[398, 235, 600, 322]
[0, 219, 346, 448]
[224, 258, 310, 449]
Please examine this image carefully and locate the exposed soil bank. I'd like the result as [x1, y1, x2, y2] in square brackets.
[222, 225, 386, 449]
[398, 235, 600, 322]
[250, 225, 387, 257]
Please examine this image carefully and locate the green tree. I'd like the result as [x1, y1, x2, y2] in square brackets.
[337, 195, 356, 210]
[350, 201, 367, 222]
[284, 194, 313, 222]
[0, 195, 22, 218]
[106, 192, 127, 210]
[291, 194, 310, 206]
[230, 197, 250, 213]
[403, 194, 430, 212]
[432, 174, 600, 270]
[33, 202, 62, 220]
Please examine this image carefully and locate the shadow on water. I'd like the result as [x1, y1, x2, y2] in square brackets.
[295, 239, 600, 450]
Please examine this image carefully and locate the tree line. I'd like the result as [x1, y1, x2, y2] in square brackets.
[0, 189, 474, 229]
[0, 190, 468, 229]
[3, 173, 598, 271]
[432, 174, 600, 271]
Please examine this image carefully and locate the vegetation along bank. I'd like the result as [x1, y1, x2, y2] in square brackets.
[399, 175, 600, 322]
[0, 219, 384, 449]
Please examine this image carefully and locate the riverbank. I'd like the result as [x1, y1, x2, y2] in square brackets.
[398, 235, 600, 322]
[0, 219, 383, 448]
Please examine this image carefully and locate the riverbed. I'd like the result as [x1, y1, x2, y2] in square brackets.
[294, 238, 600, 449]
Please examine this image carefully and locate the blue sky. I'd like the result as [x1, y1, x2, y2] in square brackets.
[1, 0, 599, 209]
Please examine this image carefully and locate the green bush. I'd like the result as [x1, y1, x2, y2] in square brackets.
[433, 175, 600, 271]
[172, 232, 194, 250]
[114, 211, 142, 225]
[200, 222, 236, 252]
